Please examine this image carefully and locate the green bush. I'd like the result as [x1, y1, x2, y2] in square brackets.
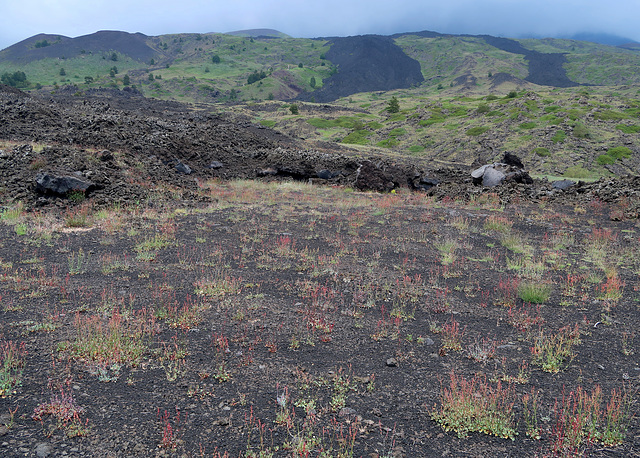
[389, 128, 406, 137]
[616, 124, 640, 134]
[376, 138, 400, 148]
[519, 122, 537, 129]
[594, 110, 629, 121]
[466, 126, 490, 136]
[597, 154, 616, 165]
[551, 130, 566, 144]
[607, 146, 632, 159]
[342, 130, 371, 145]
[408, 145, 425, 153]
[476, 104, 490, 114]
[564, 166, 595, 179]
[419, 114, 446, 126]
[485, 94, 498, 101]
[572, 123, 590, 138]
[533, 147, 550, 157]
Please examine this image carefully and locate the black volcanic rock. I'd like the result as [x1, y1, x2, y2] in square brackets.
[299, 35, 424, 102]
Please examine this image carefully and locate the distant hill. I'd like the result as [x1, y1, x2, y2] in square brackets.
[2, 29, 640, 103]
[0, 30, 155, 64]
[225, 29, 290, 38]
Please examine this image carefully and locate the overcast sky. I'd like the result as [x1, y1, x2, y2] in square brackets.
[2, 0, 639, 50]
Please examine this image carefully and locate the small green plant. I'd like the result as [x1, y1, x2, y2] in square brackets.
[531, 324, 580, 373]
[533, 147, 550, 157]
[0, 341, 27, 397]
[522, 387, 542, 439]
[432, 371, 517, 439]
[32, 387, 90, 438]
[68, 248, 90, 275]
[551, 130, 566, 143]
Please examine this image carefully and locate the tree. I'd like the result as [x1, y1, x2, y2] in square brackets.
[1, 71, 29, 88]
[289, 104, 299, 115]
[148, 73, 154, 81]
[59, 68, 66, 76]
[150, 58, 155, 65]
[110, 52, 118, 62]
[387, 96, 400, 114]
[309, 76, 316, 88]
[211, 55, 221, 64]
[84, 76, 94, 84]
[298, 63, 303, 68]
[123, 74, 130, 86]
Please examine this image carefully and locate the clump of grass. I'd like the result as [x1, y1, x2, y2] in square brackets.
[432, 371, 516, 439]
[531, 324, 580, 373]
[483, 215, 513, 233]
[68, 309, 154, 372]
[518, 281, 551, 304]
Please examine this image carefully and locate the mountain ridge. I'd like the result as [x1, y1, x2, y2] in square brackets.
[1, 29, 640, 103]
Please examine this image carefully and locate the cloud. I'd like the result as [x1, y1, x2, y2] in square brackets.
[2, 0, 639, 51]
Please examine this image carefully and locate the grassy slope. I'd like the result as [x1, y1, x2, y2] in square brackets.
[242, 88, 640, 179]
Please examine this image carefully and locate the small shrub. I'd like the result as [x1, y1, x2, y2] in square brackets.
[432, 371, 516, 439]
[466, 126, 490, 136]
[572, 123, 590, 138]
[597, 154, 616, 165]
[551, 130, 566, 143]
[594, 110, 629, 121]
[533, 147, 550, 157]
[563, 166, 595, 179]
[615, 124, 640, 134]
[519, 121, 536, 129]
[476, 104, 490, 114]
[607, 146, 631, 160]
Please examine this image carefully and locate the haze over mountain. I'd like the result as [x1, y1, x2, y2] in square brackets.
[2, 0, 640, 51]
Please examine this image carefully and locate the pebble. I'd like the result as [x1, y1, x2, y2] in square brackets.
[35, 443, 53, 457]
[386, 358, 398, 367]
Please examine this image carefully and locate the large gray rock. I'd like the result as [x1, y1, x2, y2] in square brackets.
[35, 173, 94, 196]
[482, 166, 507, 187]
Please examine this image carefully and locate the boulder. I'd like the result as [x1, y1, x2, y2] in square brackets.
[552, 179, 576, 190]
[35, 173, 95, 196]
[482, 166, 507, 187]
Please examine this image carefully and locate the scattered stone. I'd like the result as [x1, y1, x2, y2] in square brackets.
[175, 161, 192, 174]
[35, 443, 53, 457]
[339, 407, 357, 417]
[422, 337, 435, 346]
[386, 357, 398, 367]
[208, 161, 224, 169]
[316, 169, 340, 180]
[552, 179, 576, 190]
[413, 176, 439, 191]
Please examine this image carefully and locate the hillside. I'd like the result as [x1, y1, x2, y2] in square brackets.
[2, 30, 640, 103]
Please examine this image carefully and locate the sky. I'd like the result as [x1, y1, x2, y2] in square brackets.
[2, 0, 639, 51]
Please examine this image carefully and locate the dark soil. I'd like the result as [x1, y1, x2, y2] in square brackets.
[297, 35, 424, 103]
[0, 182, 638, 457]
